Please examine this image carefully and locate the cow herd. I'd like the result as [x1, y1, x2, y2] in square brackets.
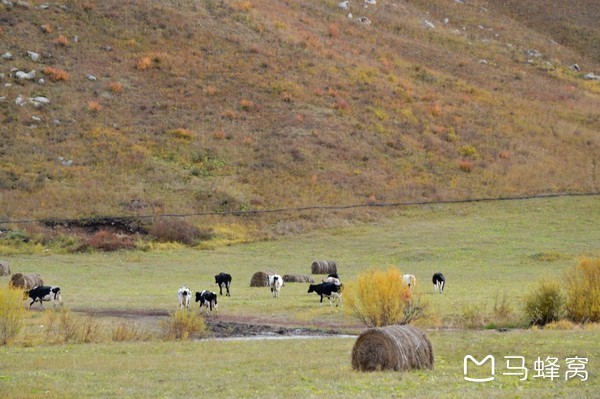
[7, 267, 446, 315]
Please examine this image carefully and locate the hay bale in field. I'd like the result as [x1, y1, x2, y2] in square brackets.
[250, 271, 270, 287]
[283, 274, 314, 283]
[0, 261, 10, 276]
[8, 273, 44, 290]
[311, 260, 337, 275]
[351, 324, 434, 372]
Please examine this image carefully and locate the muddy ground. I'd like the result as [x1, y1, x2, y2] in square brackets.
[72, 308, 357, 338]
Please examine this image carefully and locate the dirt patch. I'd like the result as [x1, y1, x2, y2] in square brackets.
[205, 318, 346, 338]
[72, 307, 358, 338]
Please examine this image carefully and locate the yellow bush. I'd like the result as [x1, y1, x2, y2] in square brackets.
[161, 310, 207, 340]
[523, 278, 565, 326]
[0, 287, 25, 344]
[345, 267, 424, 327]
[565, 258, 600, 323]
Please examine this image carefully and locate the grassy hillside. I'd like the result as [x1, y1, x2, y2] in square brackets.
[1, 0, 599, 237]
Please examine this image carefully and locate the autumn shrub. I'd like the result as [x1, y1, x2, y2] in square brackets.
[112, 322, 150, 342]
[458, 159, 474, 172]
[345, 267, 426, 327]
[87, 100, 102, 113]
[523, 278, 565, 326]
[565, 258, 600, 323]
[0, 287, 25, 345]
[42, 67, 70, 82]
[108, 81, 123, 93]
[149, 218, 210, 245]
[136, 56, 152, 70]
[44, 308, 79, 343]
[55, 34, 69, 46]
[87, 230, 136, 251]
[160, 310, 206, 340]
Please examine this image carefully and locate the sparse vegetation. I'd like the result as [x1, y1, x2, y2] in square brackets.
[0, 287, 24, 345]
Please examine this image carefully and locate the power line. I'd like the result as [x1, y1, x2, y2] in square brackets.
[1, 191, 598, 227]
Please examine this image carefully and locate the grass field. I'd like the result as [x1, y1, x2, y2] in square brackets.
[0, 195, 599, 397]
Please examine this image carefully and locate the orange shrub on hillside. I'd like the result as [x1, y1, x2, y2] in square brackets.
[136, 56, 152, 71]
[108, 81, 123, 93]
[87, 100, 102, 113]
[55, 34, 69, 46]
[42, 67, 70, 82]
[458, 159, 474, 172]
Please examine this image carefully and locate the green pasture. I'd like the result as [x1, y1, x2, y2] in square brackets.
[2, 195, 599, 326]
[0, 195, 599, 397]
[0, 330, 597, 398]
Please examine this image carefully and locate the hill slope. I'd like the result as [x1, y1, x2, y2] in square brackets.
[1, 0, 599, 233]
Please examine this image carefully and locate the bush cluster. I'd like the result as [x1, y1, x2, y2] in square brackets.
[524, 258, 600, 326]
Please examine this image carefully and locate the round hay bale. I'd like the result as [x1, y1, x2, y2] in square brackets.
[311, 260, 337, 275]
[283, 274, 315, 283]
[250, 271, 270, 287]
[351, 325, 434, 372]
[0, 261, 10, 276]
[9, 273, 44, 290]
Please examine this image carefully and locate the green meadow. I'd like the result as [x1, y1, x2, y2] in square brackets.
[0, 195, 599, 397]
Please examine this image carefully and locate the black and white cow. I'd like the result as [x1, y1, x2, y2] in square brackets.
[307, 282, 343, 306]
[177, 286, 192, 309]
[214, 272, 232, 296]
[26, 286, 62, 308]
[195, 290, 218, 316]
[268, 274, 283, 298]
[432, 272, 445, 294]
[322, 273, 341, 285]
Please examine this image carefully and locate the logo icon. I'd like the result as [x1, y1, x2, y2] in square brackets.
[464, 355, 495, 382]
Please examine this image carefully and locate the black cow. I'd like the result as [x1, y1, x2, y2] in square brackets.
[307, 282, 343, 306]
[214, 272, 232, 296]
[432, 272, 445, 294]
[26, 286, 62, 308]
[195, 290, 218, 316]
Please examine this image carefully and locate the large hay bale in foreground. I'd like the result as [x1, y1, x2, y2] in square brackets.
[9, 273, 44, 290]
[250, 271, 270, 287]
[283, 274, 314, 283]
[352, 325, 434, 372]
[0, 261, 10, 276]
[311, 260, 337, 275]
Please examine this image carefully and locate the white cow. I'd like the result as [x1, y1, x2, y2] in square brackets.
[177, 286, 192, 309]
[402, 274, 417, 292]
[268, 274, 283, 298]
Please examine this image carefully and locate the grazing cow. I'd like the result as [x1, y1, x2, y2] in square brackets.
[268, 274, 283, 298]
[403, 274, 417, 292]
[214, 272, 232, 296]
[307, 282, 343, 306]
[177, 286, 192, 309]
[26, 286, 62, 309]
[432, 272, 445, 294]
[195, 290, 218, 316]
[322, 273, 341, 285]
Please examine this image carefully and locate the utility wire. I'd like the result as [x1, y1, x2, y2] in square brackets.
[0, 191, 598, 227]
